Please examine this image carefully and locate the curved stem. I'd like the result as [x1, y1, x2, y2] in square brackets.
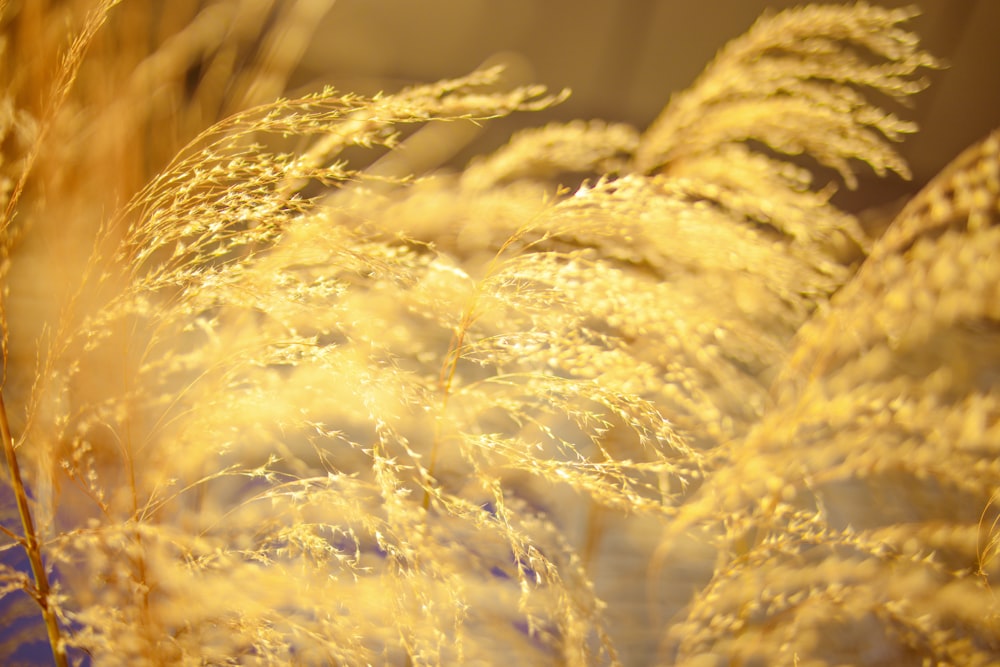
[420, 220, 549, 511]
[0, 392, 68, 667]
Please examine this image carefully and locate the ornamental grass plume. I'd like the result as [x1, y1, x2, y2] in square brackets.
[0, 2, 996, 666]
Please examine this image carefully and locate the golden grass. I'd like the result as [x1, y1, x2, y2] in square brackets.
[0, 2, 996, 665]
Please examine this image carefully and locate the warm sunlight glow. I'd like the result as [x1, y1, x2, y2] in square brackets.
[0, 2, 996, 665]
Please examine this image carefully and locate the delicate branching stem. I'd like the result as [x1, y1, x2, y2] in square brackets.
[0, 391, 67, 667]
[422, 224, 537, 510]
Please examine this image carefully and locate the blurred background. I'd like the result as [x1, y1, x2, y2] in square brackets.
[292, 0, 1000, 211]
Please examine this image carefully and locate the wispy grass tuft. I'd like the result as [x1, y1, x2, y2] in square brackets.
[0, 2, 996, 666]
